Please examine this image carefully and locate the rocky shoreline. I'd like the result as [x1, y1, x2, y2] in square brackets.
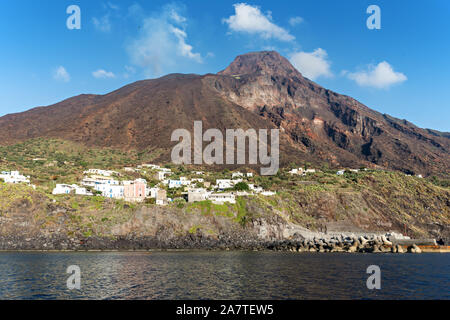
[0, 233, 443, 253]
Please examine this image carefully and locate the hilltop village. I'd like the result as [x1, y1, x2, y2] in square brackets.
[2, 164, 279, 205]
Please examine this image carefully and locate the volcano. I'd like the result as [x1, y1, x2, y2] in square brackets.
[0, 51, 448, 175]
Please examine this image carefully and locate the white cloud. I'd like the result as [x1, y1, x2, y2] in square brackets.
[127, 5, 203, 77]
[289, 16, 304, 26]
[92, 69, 116, 79]
[92, 15, 112, 32]
[125, 65, 135, 73]
[53, 66, 70, 82]
[93, 2, 120, 32]
[290, 48, 333, 80]
[170, 26, 202, 62]
[170, 9, 187, 24]
[123, 65, 136, 79]
[347, 61, 407, 89]
[106, 2, 119, 10]
[223, 3, 294, 42]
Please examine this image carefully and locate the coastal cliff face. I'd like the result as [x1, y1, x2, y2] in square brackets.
[0, 170, 448, 250]
[0, 51, 448, 176]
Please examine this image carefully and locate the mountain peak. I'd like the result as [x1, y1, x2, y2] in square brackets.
[218, 51, 301, 77]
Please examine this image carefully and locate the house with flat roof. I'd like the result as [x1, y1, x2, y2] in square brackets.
[83, 169, 119, 177]
[156, 189, 168, 205]
[168, 179, 183, 189]
[154, 170, 171, 181]
[124, 179, 147, 202]
[0, 171, 30, 184]
[208, 193, 236, 204]
[94, 184, 124, 199]
[187, 188, 209, 203]
[52, 184, 92, 196]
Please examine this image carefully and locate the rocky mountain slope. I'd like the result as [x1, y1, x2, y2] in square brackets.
[0, 51, 448, 176]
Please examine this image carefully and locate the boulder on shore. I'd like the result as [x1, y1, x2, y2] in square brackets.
[381, 235, 392, 246]
[407, 244, 422, 253]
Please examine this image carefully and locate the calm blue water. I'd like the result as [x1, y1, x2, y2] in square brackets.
[0, 251, 448, 299]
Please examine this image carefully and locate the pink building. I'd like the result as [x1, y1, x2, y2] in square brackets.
[124, 179, 147, 202]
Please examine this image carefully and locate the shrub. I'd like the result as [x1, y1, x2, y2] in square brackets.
[234, 181, 249, 191]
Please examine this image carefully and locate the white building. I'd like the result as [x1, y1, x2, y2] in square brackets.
[232, 172, 244, 178]
[154, 171, 170, 181]
[188, 188, 209, 203]
[83, 169, 119, 177]
[289, 168, 304, 175]
[168, 179, 183, 189]
[147, 187, 160, 198]
[94, 184, 124, 199]
[260, 191, 276, 196]
[52, 184, 92, 196]
[81, 177, 120, 187]
[179, 177, 191, 185]
[0, 171, 30, 184]
[167, 177, 192, 188]
[235, 191, 252, 196]
[216, 179, 234, 190]
[337, 170, 345, 175]
[52, 184, 74, 195]
[246, 172, 253, 178]
[249, 184, 264, 193]
[305, 169, 316, 174]
[215, 178, 244, 190]
[208, 193, 236, 204]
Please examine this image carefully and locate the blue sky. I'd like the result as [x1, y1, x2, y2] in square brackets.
[0, 0, 449, 131]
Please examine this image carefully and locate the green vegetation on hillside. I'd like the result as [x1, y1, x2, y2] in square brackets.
[0, 138, 148, 193]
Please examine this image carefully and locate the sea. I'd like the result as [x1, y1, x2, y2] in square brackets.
[0, 251, 448, 299]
